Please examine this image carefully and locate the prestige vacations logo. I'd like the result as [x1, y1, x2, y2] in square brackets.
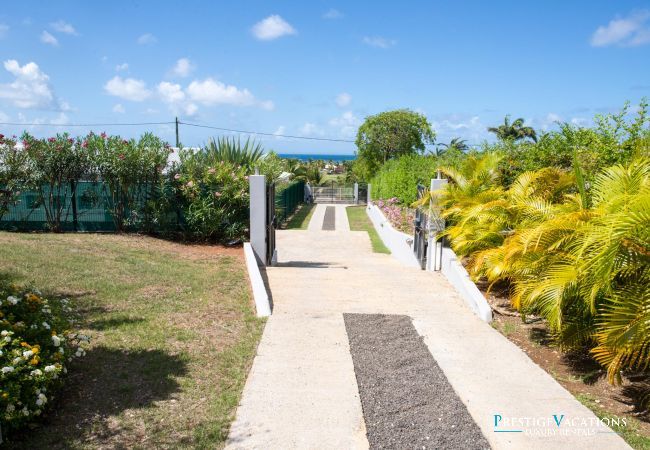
[493, 413, 627, 437]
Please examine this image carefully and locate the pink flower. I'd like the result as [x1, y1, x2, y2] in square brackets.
[186, 181, 194, 188]
[174, 173, 181, 180]
[48, 137, 56, 143]
[244, 176, 249, 180]
[82, 141, 88, 148]
[214, 191, 222, 197]
[122, 139, 129, 145]
[118, 153, 125, 160]
[101, 132, 107, 139]
[68, 138, 74, 144]
[207, 168, 216, 174]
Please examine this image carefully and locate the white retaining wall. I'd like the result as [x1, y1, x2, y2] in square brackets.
[366, 204, 420, 268]
[243, 243, 272, 317]
[366, 204, 493, 322]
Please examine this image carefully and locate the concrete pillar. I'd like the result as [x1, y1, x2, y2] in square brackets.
[426, 177, 448, 271]
[249, 174, 267, 265]
[353, 183, 359, 204]
[367, 183, 372, 205]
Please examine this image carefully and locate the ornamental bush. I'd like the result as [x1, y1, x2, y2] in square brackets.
[370, 154, 439, 204]
[0, 134, 31, 222]
[0, 285, 89, 434]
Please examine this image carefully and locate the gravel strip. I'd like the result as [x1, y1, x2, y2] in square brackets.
[322, 206, 336, 230]
[344, 313, 490, 449]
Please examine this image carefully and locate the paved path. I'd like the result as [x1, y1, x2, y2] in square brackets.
[227, 204, 629, 449]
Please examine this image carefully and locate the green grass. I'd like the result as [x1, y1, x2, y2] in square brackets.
[346, 206, 391, 254]
[284, 203, 316, 229]
[0, 233, 264, 449]
[576, 393, 650, 449]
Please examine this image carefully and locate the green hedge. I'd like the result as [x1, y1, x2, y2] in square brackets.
[370, 154, 438, 204]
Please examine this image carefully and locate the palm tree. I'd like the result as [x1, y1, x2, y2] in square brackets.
[488, 116, 537, 142]
[439, 138, 469, 153]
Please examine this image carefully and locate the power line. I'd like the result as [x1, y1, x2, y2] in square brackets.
[179, 120, 356, 143]
[0, 121, 175, 127]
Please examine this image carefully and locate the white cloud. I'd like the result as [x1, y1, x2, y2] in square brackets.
[430, 115, 487, 142]
[0, 60, 60, 109]
[50, 112, 68, 125]
[273, 126, 286, 139]
[171, 58, 194, 77]
[115, 63, 129, 72]
[335, 92, 351, 107]
[362, 36, 396, 48]
[104, 76, 151, 101]
[571, 117, 589, 126]
[50, 20, 77, 35]
[591, 10, 650, 47]
[187, 77, 271, 110]
[40, 30, 58, 46]
[157, 81, 198, 116]
[0, 24, 9, 39]
[137, 33, 157, 45]
[251, 15, 296, 40]
[323, 9, 343, 19]
[112, 103, 125, 114]
[329, 111, 360, 137]
[300, 122, 324, 136]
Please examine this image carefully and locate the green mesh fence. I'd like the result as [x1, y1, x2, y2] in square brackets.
[275, 180, 305, 224]
[0, 181, 162, 232]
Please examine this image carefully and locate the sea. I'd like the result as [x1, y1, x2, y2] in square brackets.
[277, 153, 356, 162]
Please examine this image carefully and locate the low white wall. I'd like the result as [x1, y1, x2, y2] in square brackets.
[367, 204, 492, 322]
[243, 243, 271, 317]
[366, 204, 420, 268]
[440, 248, 493, 322]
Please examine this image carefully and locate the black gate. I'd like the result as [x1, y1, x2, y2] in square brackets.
[413, 184, 429, 270]
[265, 182, 276, 265]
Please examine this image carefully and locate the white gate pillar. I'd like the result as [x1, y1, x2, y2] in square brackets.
[353, 183, 359, 204]
[426, 176, 448, 271]
[249, 174, 267, 265]
[367, 183, 372, 205]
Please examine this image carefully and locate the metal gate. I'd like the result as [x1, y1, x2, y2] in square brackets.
[413, 184, 429, 270]
[265, 182, 276, 265]
[312, 182, 355, 203]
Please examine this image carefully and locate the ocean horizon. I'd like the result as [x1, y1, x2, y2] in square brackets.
[276, 153, 356, 162]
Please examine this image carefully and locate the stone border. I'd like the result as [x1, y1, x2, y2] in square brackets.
[243, 242, 271, 317]
[366, 204, 492, 322]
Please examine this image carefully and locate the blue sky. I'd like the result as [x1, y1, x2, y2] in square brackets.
[1, 1, 649, 154]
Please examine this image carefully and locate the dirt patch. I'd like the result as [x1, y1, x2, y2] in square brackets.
[483, 284, 650, 439]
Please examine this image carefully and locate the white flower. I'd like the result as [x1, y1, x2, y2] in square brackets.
[3, 336, 10, 342]
[22, 350, 34, 358]
[2, 366, 14, 374]
[6, 295, 19, 305]
[12, 357, 21, 365]
[75, 348, 86, 357]
[51, 335, 61, 347]
[44, 365, 56, 373]
[35, 393, 47, 406]
[0, 349, 3, 356]
[21, 407, 29, 416]
[58, 347, 64, 354]
[30, 369, 43, 377]
[0, 330, 10, 336]
[42, 322, 51, 330]
[6, 404, 15, 412]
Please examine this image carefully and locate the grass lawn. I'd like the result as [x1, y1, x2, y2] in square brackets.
[284, 203, 316, 229]
[0, 232, 264, 449]
[346, 206, 390, 254]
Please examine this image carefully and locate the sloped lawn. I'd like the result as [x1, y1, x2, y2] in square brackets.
[0, 233, 264, 449]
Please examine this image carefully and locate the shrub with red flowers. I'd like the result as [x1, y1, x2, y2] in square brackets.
[86, 132, 170, 231]
[0, 134, 31, 222]
[375, 197, 415, 234]
[175, 152, 249, 241]
[20, 133, 93, 232]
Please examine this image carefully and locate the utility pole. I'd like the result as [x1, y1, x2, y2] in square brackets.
[175, 116, 180, 148]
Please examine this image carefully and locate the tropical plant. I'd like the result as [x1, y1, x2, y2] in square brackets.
[488, 115, 537, 142]
[293, 163, 323, 185]
[202, 136, 265, 172]
[439, 137, 469, 153]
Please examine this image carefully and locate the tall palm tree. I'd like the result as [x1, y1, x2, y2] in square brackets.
[439, 137, 469, 153]
[488, 116, 537, 142]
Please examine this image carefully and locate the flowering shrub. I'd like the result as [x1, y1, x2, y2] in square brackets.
[175, 155, 249, 241]
[0, 134, 30, 221]
[87, 132, 171, 231]
[21, 132, 93, 231]
[0, 286, 89, 434]
[375, 197, 415, 234]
